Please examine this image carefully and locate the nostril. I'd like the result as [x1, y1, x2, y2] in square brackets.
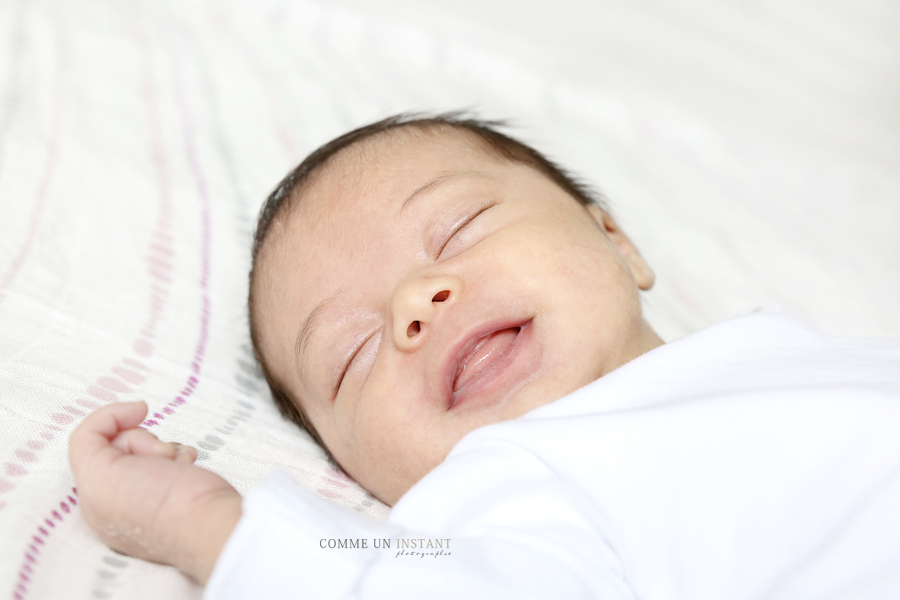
[432, 290, 450, 303]
[407, 321, 421, 337]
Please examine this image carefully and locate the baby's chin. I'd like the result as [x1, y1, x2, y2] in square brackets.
[339, 438, 452, 507]
[365, 464, 435, 507]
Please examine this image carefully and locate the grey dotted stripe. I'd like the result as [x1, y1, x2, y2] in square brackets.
[90, 553, 130, 598]
[195, 344, 263, 461]
[194, 399, 255, 461]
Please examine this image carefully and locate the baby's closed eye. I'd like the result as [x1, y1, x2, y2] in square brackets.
[333, 330, 380, 400]
[437, 201, 496, 259]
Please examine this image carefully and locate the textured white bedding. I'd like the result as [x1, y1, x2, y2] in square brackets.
[0, 0, 897, 598]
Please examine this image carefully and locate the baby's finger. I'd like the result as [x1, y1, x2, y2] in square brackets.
[111, 427, 178, 459]
[173, 443, 198, 464]
[69, 401, 149, 474]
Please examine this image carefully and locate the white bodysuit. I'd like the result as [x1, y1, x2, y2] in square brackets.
[205, 313, 900, 599]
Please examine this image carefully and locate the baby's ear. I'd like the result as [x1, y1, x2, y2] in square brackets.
[587, 206, 655, 291]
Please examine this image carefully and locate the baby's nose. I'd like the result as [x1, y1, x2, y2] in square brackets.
[391, 275, 462, 352]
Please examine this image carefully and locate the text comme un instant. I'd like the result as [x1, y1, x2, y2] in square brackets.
[320, 538, 451, 550]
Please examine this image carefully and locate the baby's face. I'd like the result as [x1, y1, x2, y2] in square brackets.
[255, 131, 661, 504]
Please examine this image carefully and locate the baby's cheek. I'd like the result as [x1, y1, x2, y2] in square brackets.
[492, 235, 585, 293]
[335, 389, 394, 460]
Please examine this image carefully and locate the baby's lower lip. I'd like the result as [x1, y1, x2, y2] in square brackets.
[449, 321, 536, 410]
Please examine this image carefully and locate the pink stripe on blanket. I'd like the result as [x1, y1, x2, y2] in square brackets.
[11, 489, 77, 600]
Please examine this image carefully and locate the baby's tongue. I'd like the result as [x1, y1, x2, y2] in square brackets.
[453, 328, 519, 392]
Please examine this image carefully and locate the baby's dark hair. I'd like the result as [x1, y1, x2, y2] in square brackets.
[248, 112, 606, 453]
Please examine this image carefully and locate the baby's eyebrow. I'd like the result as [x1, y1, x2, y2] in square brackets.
[397, 171, 492, 216]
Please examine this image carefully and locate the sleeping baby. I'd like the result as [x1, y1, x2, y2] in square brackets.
[69, 114, 900, 599]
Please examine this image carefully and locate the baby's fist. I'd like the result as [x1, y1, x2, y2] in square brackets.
[69, 401, 241, 584]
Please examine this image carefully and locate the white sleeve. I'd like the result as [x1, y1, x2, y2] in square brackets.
[204, 445, 635, 600]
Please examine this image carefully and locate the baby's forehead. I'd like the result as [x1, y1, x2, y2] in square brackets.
[321, 127, 501, 187]
[283, 129, 503, 223]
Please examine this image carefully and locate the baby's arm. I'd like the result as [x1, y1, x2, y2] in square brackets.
[69, 401, 242, 584]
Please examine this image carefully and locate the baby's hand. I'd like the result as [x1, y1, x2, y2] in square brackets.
[69, 401, 242, 584]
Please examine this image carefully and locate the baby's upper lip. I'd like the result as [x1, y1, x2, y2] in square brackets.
[439, 317, 532, 409]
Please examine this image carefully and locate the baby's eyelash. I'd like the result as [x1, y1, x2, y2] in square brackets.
[437, 202, 495, 257]
[334, 354, 354, 400]
[334, 331, 374, 400]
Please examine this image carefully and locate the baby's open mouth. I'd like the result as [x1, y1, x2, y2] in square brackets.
[452, 327, 521, 393]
